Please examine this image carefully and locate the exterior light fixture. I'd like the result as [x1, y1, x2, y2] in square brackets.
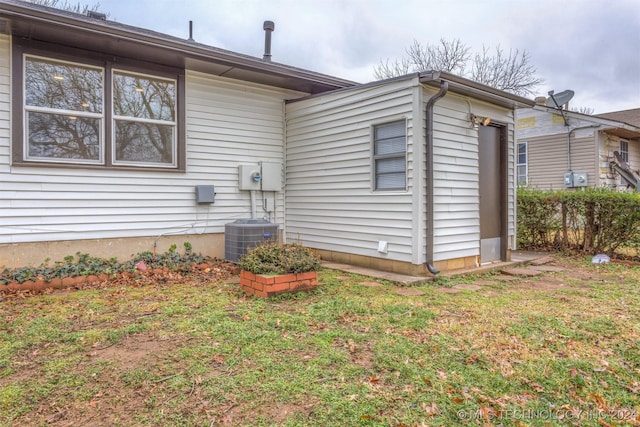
[469, 114, 491, 128]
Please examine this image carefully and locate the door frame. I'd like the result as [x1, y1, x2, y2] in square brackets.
[479, 122, 509, 263]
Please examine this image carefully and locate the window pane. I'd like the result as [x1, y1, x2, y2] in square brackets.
[375, 137, 405, 156]
[25, 57, 102, 113]
[375, 121, 405, 140]
[376, 156, 406, 174]
[376, 157, 406, 190]
[113, 72, 175, 121]
[517, 165, 527, 185]
[518, 153, 527, 164]
[115, 120, 175, 164]
[376, 172, 406, 190]
[518, 143, 526, 155]
[27, 112, 100, 161]
[620, 141, 629, 163]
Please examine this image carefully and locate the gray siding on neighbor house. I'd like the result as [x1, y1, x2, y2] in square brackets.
[285, 78, 418, 263]
[0, 32, 298, 245]
[429, 91, 516, 262]
[524, 133, 597, 190]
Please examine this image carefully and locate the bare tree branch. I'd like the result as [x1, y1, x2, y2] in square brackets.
[374, 38, 543, 96]
[470, 45, 543, 96]
[28, 0, 109, 17]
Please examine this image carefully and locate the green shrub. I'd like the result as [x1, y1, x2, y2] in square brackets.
[238, 243, 321, 275]
[0, 242, 207, 285]
[517, 187, 640, 257]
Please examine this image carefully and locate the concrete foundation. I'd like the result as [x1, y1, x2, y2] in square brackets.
[0, 233, 225, 268]
[315, 249, 513, 276]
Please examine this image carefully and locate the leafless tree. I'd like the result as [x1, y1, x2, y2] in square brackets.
[570, 106, 594, 115]
[28, 0, 108, 17]
[374, 38, 470, 80]
[374, 39, 543, 97]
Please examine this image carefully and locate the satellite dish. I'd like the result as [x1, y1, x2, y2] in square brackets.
[546, 90, 575, 108]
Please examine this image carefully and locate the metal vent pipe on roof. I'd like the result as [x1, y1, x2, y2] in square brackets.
[263, 20, 274, 61]
[188, 20, 194, 41]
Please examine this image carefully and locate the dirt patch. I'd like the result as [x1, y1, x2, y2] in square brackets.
[87, 332, 172, 368]
[396, 288, 425, 296]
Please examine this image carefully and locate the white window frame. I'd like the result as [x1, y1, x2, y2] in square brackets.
[620, 140, 629, 164]
[23, 55, 105, 165]
[516, 141, 528, 186]
[372, 120, 408, 192]
[111, 69, 178, 168]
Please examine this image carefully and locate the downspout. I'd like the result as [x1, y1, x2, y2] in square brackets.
[425, 81, 449, 275]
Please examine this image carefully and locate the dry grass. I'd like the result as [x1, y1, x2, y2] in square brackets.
[1, 256, 639, 426]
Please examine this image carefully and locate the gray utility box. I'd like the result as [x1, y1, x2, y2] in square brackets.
[224, 219, 279, 263]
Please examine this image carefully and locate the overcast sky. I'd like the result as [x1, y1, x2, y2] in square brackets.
[97, 0, 640, 114]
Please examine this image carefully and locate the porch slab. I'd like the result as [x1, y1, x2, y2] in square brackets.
[502, 268, 544, 277]
[321, 251, 552, 285]
[320, 262, 433, 285]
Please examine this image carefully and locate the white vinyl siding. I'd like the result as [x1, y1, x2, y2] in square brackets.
[286, 79, 416, 262]
[428, 91, 516, 262]
[0, 47, 299, 246]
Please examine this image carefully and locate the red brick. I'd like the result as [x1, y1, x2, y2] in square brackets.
[265, 282, 291, 293]
[251, 281, 264, 292]
[274, 273, 297, 284]
[240, 270, 255, 280]
[296, 272, 317, 281]
[255, 274, 275, 285]
[253, 290, 268, 298]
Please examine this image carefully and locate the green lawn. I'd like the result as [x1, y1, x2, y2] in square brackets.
[1, 256, 639, 426]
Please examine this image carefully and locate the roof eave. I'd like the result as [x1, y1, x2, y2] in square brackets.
[419, 71, 535, 109]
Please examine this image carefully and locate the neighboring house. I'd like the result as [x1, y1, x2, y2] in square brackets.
[516, 105, 640, 190]
[0, 0, 533, 274]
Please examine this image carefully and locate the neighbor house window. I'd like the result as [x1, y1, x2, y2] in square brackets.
[14, 40, 184, 171]
[620, 140, 629, 163]
[373, 121, 407, 191]
[517, 142, 528, 185]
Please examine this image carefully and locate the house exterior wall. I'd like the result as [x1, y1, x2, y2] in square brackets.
[517, 108, 598, 189]
[600, 132, 640, 189]
[285, 78, 418, 266]
[285, 79, 518, 273]
[0, 32, 301, 267]
[429, 91, 517, 262]
[523, 134, 596, 189]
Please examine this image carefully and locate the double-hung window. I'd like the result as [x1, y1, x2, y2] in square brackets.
[516, 142, 528, 185]
[373, 121, 407, 191]
[15, 40, 183, 170]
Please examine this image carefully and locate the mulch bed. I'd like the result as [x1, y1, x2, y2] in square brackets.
[0, 260, 240, 300]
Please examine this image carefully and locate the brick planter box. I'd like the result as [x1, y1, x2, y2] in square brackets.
[239, 270, 318, 298]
